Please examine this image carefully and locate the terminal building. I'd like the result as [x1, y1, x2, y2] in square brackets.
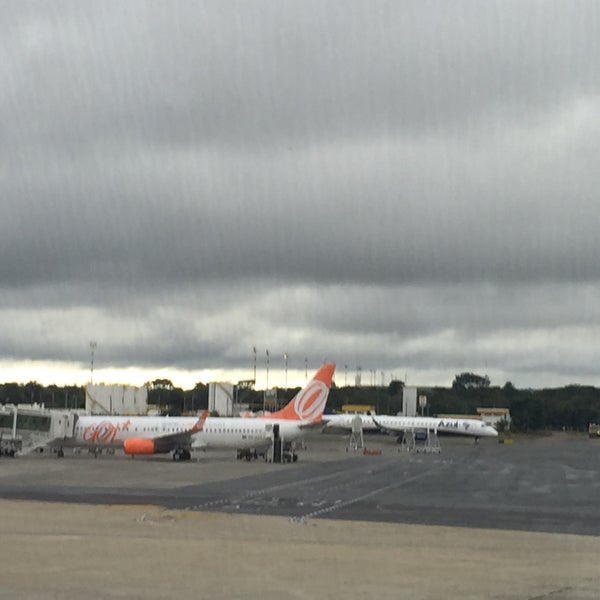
[208, 381, 252, 416]
[436, 408, 511, 430]
[85, 384, 148, 415]
[477, 408, 511, 430]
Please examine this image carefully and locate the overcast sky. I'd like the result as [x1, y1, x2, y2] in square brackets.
[2, 1, 600, 390]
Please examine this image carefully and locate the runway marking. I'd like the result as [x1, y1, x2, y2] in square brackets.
[182, 453, 456, 513]
[292, 466, 443, 522]
[290, 452, 469, 522]
[180, 458, 393, 512]
[528, 587, 574, 599]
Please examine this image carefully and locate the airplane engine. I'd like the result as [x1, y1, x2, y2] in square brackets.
[123, 438, 156, 455]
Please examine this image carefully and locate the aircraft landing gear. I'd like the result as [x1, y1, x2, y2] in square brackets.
[172, 449, 191, 461]
[236, 449, 258, 461]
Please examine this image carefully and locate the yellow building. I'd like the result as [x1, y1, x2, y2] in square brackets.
[477, 408, 511, 430]
[341, 404, 375, 414]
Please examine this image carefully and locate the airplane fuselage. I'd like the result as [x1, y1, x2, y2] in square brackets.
[373, 415, 498, 438]
[192, 417, 305, 450]
[70, 415, 307, 451]
[71, 415, 196, 449]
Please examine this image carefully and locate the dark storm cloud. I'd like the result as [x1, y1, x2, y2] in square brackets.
[1, 1, 600, 385]
[3, 1, 597, 151]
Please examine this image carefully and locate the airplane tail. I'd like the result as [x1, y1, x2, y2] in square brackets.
[262, 363, 335, 422]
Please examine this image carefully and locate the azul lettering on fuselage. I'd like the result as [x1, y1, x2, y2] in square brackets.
[437, 420, 461, 429]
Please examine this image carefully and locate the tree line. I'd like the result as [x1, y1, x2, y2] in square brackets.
[2, 372, 599, 432]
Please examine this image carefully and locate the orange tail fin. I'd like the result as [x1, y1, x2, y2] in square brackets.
[262, 363, 335, 422]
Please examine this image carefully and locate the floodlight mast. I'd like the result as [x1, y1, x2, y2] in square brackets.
[266, 349, 270, 390]
[89, 341, 97, 384]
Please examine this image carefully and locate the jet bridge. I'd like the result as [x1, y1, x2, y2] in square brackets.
[0, 404, 52, 454]
[0, 409, 21, 457]
[0, 405, 85, 455]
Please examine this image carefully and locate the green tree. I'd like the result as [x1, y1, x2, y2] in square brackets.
[452, 372, 491, 390]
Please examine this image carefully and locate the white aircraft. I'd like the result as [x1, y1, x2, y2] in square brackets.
[54, 363, 336, 461]
[372, 415, 498, 440]
[56, 411, 210, 460]
[190, 362, 335, 459]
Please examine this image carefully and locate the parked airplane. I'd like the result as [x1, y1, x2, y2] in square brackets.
[190, 362, 335, 460]
[53, 363, 336, 461]
[55, 410, 210, 461]
[371, 415, 498, 440]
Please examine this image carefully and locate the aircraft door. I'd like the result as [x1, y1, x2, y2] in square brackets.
[51, 412, 76, 439]
[272, 423, 282, 463]
[66, 413, 77, 438]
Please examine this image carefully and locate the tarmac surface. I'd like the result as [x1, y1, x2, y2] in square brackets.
[1, 431, 600, 599]
[1, 431, 599, 535]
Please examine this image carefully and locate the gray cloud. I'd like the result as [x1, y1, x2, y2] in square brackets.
[1, 1, 600, 387]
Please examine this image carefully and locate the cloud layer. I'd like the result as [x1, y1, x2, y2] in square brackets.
[2, 1, 600, 388]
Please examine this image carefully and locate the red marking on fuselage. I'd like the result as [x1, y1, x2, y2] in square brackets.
[82, 421, 125, 444]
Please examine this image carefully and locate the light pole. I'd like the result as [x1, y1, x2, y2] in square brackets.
[252, 347, 257, 385]
[266, 349, 270, 390]
[89, 341, 97, 384]
[283, 353, 288, 392]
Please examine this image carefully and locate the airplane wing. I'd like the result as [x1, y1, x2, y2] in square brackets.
[156, 410, 209, 448]
[370, 416, 412, 434]
[124, 410, 209, 455]
[296, 419, 327, 431]
[370, 416, 391, 433]
[371, 416, 436, 435]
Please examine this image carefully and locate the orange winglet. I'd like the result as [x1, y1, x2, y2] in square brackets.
[191, 410, 210, 433]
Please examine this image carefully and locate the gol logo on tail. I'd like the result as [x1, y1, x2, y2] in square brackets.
[293, 381, 328, 421]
